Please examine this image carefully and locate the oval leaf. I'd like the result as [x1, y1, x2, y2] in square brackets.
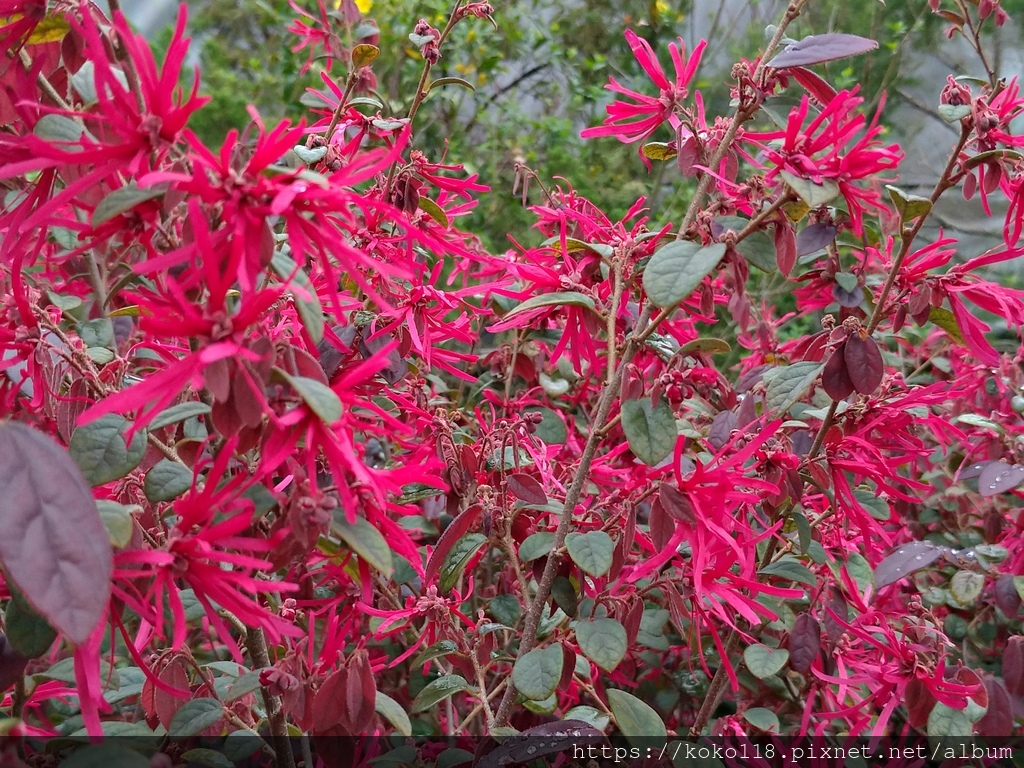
[512, 644, 563, 701]
[331, 512, 393, 575]
[144, 459, 193, 503]
[843, 333, 883, 394]
[620, 398, 677, 466]
[607, 689, 667, 745]
[439, 533, 488, 593]
[499, 292, 597, 323]
[642, 241, 726, 308]
[763, 362, 824, 414]
[575, 619, 627, 672]
[978, 461, 1024, 497]
[69, 414, 147, 486]
[92, 184, 164, 226]
[874, 541, 946, 589]
[769, 33, 878, 69]
[787, 614, 821, 674]
[0, 423, 113, 644]
[565, 531, 614, 577]
[743, 643, 789, 679]
[779, 170, 840, 208]
[168, 697, 223, 737]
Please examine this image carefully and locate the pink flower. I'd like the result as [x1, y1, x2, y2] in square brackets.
[581, 30, 707, 146]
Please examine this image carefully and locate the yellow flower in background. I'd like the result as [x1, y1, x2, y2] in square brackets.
[333, 0, 373, 15]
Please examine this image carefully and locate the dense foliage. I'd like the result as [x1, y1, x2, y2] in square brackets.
[2, 0, 1024, 764]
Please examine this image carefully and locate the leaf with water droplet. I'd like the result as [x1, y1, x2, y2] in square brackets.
[874, 541, 946, 589]
[978, 461, 1024, 497]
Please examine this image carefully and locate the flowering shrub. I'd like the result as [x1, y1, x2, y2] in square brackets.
[2, 0, 1024, 763]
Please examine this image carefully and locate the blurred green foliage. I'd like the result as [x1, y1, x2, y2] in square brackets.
[175, 0, 1018, 256]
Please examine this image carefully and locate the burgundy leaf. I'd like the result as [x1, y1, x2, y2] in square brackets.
[795, 222, 838, 256]
[507, 473, 547, 505]
[774, 220, 797, 277]
[558, 645, 576, 691]
[708, 410, 738, 450]
[957, 461, 989, 481]
[822, 343, 855, 401]
[658, 481, 695, 523]
[313, 667, 350, 733]
[995, 574, 1022, 618]
[676, 134, 700, 175]
[768, 33, 879, 69]
[789, 67, 838, 104]
[823, 587, 847, 643]
[978, 461, 1024, 497]
[648, 497, 673, 551]
[977, 675, 1013, 736]
[0, 634, 28, 692]
[874, 541, 946, 589]
[0, 423, 112, 644]
[1004, 637, 1024, 696]
[622, 599, 644, 646]
[843, 333, 883, 394]
[788, 613, 821, 674]
[424, 504, 484, 584]
[155, 658, 190, 730]
[904, 677, 935, 730]
[477, 721, 606, 768]
[832, 284, 865, 308]
[344, 649, 376, 733]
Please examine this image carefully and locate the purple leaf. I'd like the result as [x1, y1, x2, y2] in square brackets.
[0, 423, 112, 644]
[477, 721, 606, 768]
[0, 633, 29, 692]
[768, 33, 879, 69]
[957, 461, 989, 481]
[832, 284, 865, 308]
[874, 541, 946, 589]
[788, 613, 821, 674]
[978, 461, 1024, 497]
[507, 473, 547, 505]
[708, 410, 738, 450]
[843, 333, 883, 394]
[796, 222, 837, 256]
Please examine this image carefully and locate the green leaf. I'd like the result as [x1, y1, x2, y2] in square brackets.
[565, 531, 614, 577]
[418, 197, 449, 228]
[759, 556, 817, 587]
[96, 500, 136, 548]
[5, 594, 57, 658]
[224, 669, 265, 703]
[143, 459, 193, 503]
[180, 750, 234, 768]
[411, 675, 472, 712]
[168, 698, 223, 737]
[60, 745, 151, 768]
[779, 171, 840, 208]
[271, 252, 325, 345]
[607, 689, 667, 745]
[375, 691, 413, 736]
[331, 512, 393, 575]
[763, 362, 824, 414]
[743, 644, 790, 679]
[885, 185, 932, 222]
[512, 644, 563, 701]
[642, 241, 727, 308]
[519, 532, 555, 562]
[742, 707, 780, 733]
[428, 76, 475, 92]
[737, 230, 778, 272]
[929, 306, 965, 345]
[927, 702, 973, 737]
[641, 142, 677, 161]
[563, 705, 611, 731]
[842, 552, 875, 592]
[148, 402, 212, 431]
[34, 114, 94, 147]
[490, 595, 522, 626]
[412, 640, 461, 668]
[92, 184, 164, 226]
[575, 619, 627, 671]
[679, 338, 731, 356]
[834, 272, 859, 293]
[621, 398, 677, 466]
[938, 104, 971, 122]
[500, 291, 597, 322]
[439, 533, 488, 593]
[949, 570, 985, 606]
[69, 414, 147, 486]
[278, 371, 341, 423]
[853, 489, 890, 521]
[525, 407, 567, 445]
